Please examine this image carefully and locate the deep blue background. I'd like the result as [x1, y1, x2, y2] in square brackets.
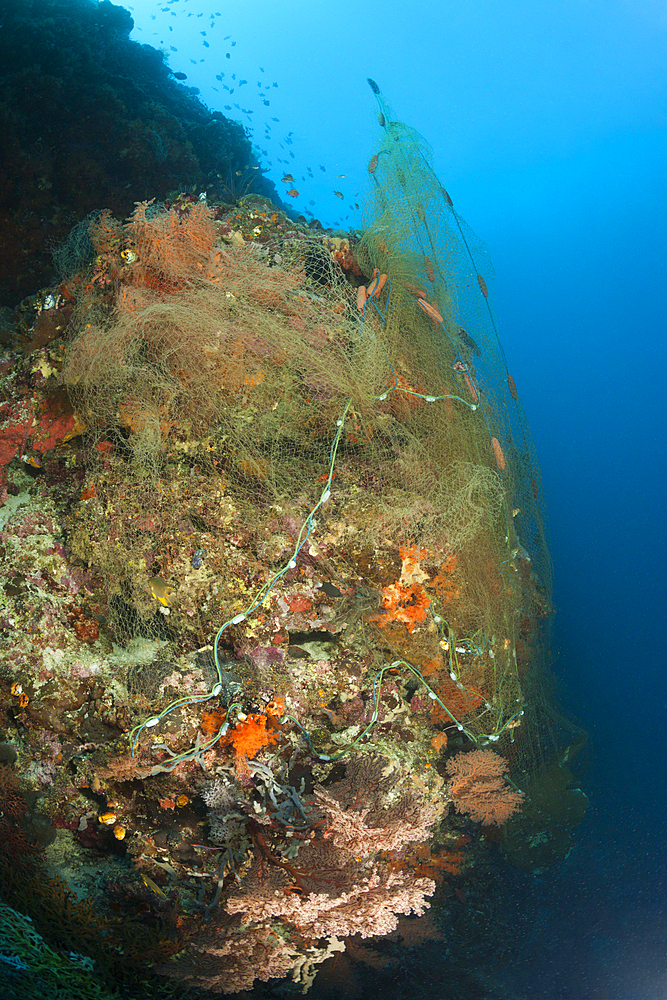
[124, 1, 667, 995]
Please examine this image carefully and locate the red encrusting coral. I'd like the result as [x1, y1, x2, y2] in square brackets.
[369, 580, 431, 631]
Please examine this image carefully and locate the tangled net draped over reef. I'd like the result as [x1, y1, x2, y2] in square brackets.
[0, 82, 587, 997]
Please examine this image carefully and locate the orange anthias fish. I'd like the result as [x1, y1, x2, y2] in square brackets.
[286, 188, 299, 198]
[416, 298, 444, 324]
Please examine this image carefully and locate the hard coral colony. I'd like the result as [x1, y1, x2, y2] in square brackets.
[0, 75, 584, 997]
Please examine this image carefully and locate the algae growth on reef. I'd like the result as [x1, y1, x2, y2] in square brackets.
[0, 78, 586, 996]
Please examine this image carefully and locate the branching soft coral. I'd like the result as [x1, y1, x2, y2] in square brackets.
[446, 749, 524, 826]
[124, 200, 218, 287]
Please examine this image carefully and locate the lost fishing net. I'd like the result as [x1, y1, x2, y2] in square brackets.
[60, 82, 565, 788]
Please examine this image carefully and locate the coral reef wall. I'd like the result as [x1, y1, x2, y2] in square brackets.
[0, 0, 283, 308]
[0, 67, 589, 996]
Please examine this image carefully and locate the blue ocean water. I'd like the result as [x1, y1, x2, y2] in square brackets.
[120, 1, 667, 996]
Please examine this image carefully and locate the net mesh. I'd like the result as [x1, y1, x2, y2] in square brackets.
[60, 90, 568, 786]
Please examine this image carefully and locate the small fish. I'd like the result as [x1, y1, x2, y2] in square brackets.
[141, 874, 168, 900]
[173, 71, 187, 80]
[416, 298, 444, 324]
[21, 452, 42, 469]
[286, 189, 299, 198]
[281, 174, 293, 183]
[457, 327, 481, 356]
[149, 577, 175, 607]
[333, 191, 344, 199]
[441, 185, 453, 207]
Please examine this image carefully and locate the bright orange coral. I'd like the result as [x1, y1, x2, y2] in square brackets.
[368, 541, 434, 631]
[222, 713, 280, 778]
[201, 707, 227, 737]
[370, 581, 431, 631]
[399, 541, 429, 580]
[124, 200, 218, 286]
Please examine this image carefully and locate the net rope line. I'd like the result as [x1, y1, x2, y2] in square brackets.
[366, 77, 541, 512]
[361, 277, 481, 411]
[129, 263, 523, 766]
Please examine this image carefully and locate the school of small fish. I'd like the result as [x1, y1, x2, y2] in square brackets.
[133, 0, 364, 225]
